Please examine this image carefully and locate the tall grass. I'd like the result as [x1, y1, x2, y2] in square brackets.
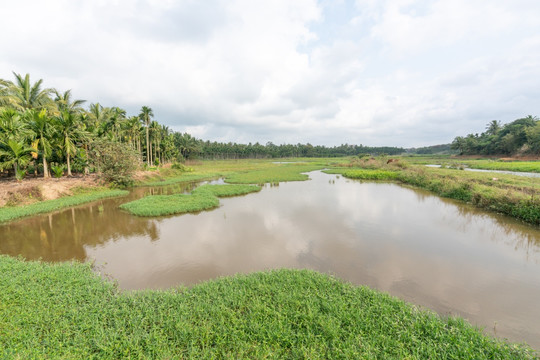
[0, 188, 129, 223]
[0, 255, 535, 359]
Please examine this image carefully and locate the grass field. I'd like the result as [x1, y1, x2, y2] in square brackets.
[1, 255, 535, 359]
[0, 188, 129, 224]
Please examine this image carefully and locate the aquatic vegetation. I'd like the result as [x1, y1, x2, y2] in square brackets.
[120, 184, 261, 217]
[0, 188, 128, 223]
[119, 193, 220, 217]
[138, 172, 223, 187]
[192, 184, 261, 197]
[0, 256, 535, 359]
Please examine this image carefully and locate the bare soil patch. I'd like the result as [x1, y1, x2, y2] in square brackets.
[0, 175, 100, 207]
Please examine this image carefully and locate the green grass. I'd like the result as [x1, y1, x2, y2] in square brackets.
[192, 184, 261, 197]
[119, 193, 220, 217]
[0, 256, 535, 359]
[459, 160, 540, 173]
[325, 168, 399, 181]
[225, 163, 324, 184]
[138, 172, 224, 187]
[0, 188, 129, 224]
[404, 156, 540, 173]
[120, 184, 261, 217]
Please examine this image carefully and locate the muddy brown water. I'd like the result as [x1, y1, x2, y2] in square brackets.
[1, 171, 540, 349]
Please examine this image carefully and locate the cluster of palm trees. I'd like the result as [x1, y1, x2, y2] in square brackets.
[0, 72, 178, 180]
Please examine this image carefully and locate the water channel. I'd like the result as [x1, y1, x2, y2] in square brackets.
[1, 171, 540, 349]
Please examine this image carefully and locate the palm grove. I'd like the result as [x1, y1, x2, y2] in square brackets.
[0, 73, 180, 185]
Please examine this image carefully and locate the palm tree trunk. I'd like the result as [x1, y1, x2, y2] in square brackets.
[84, 144, 89, 176]
[146, 127, 150, 166]
[149, 140, 153, 165]
[43, 155, 49, 178]
[67, 152, 72, 176]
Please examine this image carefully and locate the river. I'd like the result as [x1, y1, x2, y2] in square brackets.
[1, 171, 539, 349]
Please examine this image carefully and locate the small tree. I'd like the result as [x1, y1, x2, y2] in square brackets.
[90, 139, 138, 187]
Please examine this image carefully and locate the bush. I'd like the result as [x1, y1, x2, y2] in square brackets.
[171, 162, 193, 172]
[15, 168, 26, 181]
[50, 164, 65, 178]
[90, 139, 138, 187]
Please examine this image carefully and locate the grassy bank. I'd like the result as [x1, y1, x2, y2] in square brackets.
[333, 158, 540, 226]
[0, 256, 535, 359]
[225, 163, 324, 184]
[405, 156, 540, 173]
[120, 184, 261, 217]
[0, 188, 129, 224]
[192, 184, 262, 197]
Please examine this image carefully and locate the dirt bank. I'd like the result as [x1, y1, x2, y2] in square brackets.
[0, 175, 100, 207]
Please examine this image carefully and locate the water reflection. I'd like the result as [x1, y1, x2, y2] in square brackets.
[1, 171, 540, 349]
[0, 182, 199, 261]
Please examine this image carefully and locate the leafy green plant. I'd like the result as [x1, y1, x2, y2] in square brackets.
[50, 164, 65, 178]
[90, 139, 138, 187]
[15, 168, 26, 181]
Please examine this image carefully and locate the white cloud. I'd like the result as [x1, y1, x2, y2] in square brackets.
[1, 0, 539, 147]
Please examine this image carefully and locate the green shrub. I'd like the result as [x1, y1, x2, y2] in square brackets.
[90, 139, 138, 187]
[50, 164, 65, 178]
[15, 168, 26, 181]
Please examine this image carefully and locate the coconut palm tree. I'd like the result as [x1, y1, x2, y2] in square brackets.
[26, 109, 55, 177]
[139, 106, 154, 166]
[53, 89, 86, 114]
[55, 110, 88, 176]
[0, 72, 53, 111]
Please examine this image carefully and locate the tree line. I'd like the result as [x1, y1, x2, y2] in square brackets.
[0, 72, 405, 183]
[178, 137, 404, 160]
[451, 116, 540, 156]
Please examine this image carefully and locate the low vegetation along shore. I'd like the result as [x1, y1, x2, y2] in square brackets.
[329, 156, 540, 226]
[0, 187, 128, 223]
[1, 255, 536, 359]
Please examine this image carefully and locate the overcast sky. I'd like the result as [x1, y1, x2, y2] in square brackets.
[1, 0, 539, 147]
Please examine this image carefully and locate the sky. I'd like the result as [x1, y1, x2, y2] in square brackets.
[1, 0, 539, 148]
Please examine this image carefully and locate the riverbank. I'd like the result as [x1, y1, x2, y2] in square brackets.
[0, 255, 535, 359]
[329, 157, 540, 226]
